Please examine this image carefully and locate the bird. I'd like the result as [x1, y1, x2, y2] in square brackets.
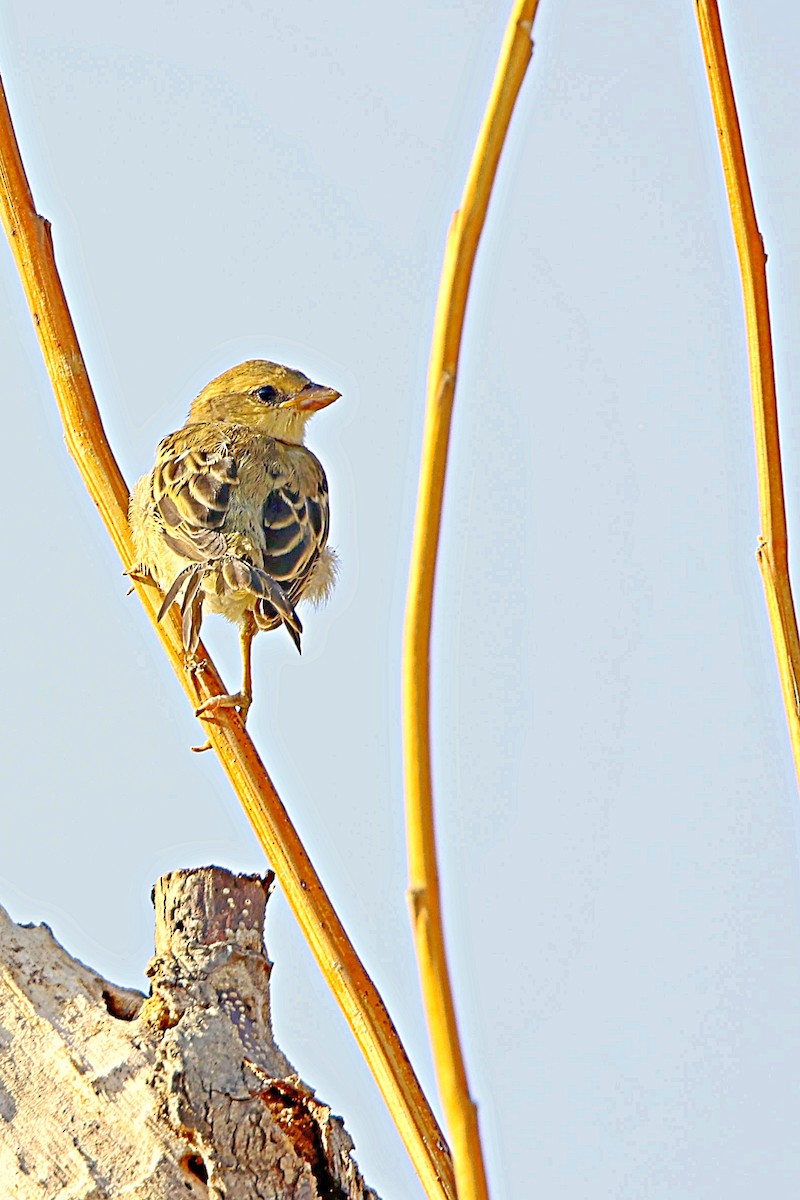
[129, 359, 339, 729]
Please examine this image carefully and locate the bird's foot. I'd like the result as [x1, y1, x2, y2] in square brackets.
[185, 650, 205, 675]
[191, 691, 251, 753]
[195, 691, 252, 721]
[124, 564, 156, 596]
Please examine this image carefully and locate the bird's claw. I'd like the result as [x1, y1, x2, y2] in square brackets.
[125, 564, 155, 582]
[185, 651, 205, 676]
[195, 691, 252, 722]
[124, 564, 155, 596]
[191, 692, 251, 751]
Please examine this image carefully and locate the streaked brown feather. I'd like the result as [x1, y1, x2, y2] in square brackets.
[181, 569, 205, 654]
[140, 417, 329, 654]
[157, 564, 198, 622]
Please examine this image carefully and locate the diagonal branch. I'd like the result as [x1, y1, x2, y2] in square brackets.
[402, 3, 541, 1198]
[695, 2, 800, 784]
[0, 75, 455, 1200]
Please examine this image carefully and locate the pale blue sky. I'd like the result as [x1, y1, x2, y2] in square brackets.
[2, 2, 800, 1196]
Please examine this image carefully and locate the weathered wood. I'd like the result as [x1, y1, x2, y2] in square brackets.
[0, 867, 379, 1199]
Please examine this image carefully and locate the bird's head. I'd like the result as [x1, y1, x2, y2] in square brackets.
[187, 359, 340, 443]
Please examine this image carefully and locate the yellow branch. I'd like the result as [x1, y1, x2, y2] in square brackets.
[695, 2, 800, 783]
[402, 3, 541, 1198]
[0, 75, 455, 1200]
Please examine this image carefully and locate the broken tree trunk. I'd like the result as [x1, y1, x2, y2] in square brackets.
[0, 866, 379, 1199]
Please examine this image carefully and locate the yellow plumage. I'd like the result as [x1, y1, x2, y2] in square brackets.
[129, 359, 340, 726]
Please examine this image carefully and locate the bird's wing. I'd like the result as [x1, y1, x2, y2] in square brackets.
[260, 454, 330, 605]
[150, 427, 306, 654]
[151, 427, 240, 563]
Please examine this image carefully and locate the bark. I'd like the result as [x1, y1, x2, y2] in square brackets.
[0, 867, 379, 1200]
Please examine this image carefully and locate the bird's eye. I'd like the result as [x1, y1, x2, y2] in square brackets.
[255, 385, 279, 404]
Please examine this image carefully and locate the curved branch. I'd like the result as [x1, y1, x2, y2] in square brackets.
[695, 2, 800, 784]
[402, 4, 541, 1199]
[0, 76, 454, 1200]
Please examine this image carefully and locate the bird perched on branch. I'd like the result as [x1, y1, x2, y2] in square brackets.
[129, 359, 339, 727]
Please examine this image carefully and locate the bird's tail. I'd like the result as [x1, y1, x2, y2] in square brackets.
[219, 558, 303, 651]
[157, 557, 303, 655]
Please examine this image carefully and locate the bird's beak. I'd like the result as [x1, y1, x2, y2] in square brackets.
[281, 382, 341, 412]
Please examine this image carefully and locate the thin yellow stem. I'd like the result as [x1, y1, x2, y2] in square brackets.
[0, 75, 455, 1200]
[402, 4, 541, 1198]
[695, 3, 800, 782]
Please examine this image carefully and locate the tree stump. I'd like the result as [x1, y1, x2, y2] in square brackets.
[0, 866, 379, 1199]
